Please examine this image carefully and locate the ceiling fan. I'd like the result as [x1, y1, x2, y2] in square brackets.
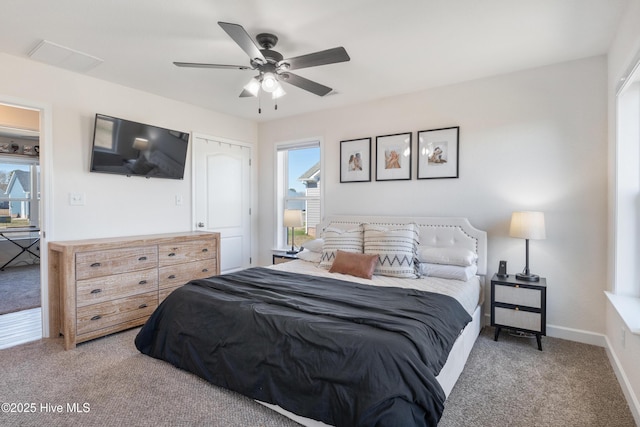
[174, 22, 350, 102]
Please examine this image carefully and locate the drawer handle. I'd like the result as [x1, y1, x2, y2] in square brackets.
[138, 256, 147, 261]
[168, 253, 176, 257]
[202, 268, 208, 273]
[139, 280, 147, 285]
[138, 304, 148, 309]
[202, 248, 208, 252]
[515, 306, 520, 311]
[90, 262, 101, 268]
[90, 288, 102, 294]
[168, 274, 176, 279]
[90, 315, 102, 321]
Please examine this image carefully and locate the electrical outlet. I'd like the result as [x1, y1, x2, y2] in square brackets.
[175, 195, 183, 206]
[621, 326, 626, 349]
[69, 192, 85, 206]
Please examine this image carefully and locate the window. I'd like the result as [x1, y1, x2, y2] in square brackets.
[275, 140, 321, 250]
[0, 157, 40, 230]
[615, 55, 640, 297]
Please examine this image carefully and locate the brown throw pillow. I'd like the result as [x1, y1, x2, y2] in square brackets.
[329, 250, 379, 279]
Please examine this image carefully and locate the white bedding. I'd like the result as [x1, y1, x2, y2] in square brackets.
[269, 259, 482, 317]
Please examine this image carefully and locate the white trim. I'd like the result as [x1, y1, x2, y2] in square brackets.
[545, 324, 606, 347]
[273, 137, 324, 250]
[604, 335, 640, 426]
[0, 94, 52, 338]
[606, 292, 640, 335]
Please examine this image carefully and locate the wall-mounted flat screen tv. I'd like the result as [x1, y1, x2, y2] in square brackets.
[90, 114, 190, 180]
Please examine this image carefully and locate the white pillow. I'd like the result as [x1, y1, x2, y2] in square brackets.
[417, 246, 478, 267]
[418, 263, 478, 281]
[319, 225, 364, 269]
[363, 223, 419, 278]
[296, 249, 322, 264]
[303, 238, 324, 253]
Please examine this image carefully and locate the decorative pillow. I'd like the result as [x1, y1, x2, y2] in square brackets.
[319, 225, 364, 269]
[417, 263, 478, 281]
[296, 249, 322, 264]
[303, 238, 324, 253]
[417, 246, 478, 267]
[329, 250, 379, 279]
[363, 223, 419, 278]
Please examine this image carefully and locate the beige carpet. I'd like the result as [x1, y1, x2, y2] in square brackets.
[0, 327, 635, 426]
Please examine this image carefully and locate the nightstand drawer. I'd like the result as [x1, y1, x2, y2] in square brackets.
[494, 284, 541, 308]
[494, 307, 542, 332]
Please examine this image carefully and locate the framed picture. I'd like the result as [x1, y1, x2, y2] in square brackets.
[340, 137, 371, 183]
[417, 126, 459, 179]
[375, 132, 412, 181]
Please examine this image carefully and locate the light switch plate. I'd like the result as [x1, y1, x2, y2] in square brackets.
[69, 192, 85, 206]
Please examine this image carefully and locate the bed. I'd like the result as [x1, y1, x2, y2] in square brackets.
[135, 216, 487, 427]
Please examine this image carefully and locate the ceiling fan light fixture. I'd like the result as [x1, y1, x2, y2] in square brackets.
[272, 84, 286, 99]
[243, 77, 261, 97]
[261, 72, 278, 92]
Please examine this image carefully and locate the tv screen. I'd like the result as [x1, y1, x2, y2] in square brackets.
[90, 114, 189, 180]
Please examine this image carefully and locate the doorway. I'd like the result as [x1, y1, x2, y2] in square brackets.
[192, 133, 253, 274]
[0, 99, 50, 349]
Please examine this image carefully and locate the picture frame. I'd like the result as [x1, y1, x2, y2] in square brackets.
[340, 137, 371, 183]
[417, 126, 459, 179]
[375, 132, 412, 181]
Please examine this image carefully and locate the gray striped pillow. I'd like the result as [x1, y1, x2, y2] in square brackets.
[319, 225, 364, 269]
[363, 223, 419, 278]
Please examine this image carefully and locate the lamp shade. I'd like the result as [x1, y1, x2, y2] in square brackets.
[132, 137, 149, 151]
[509, 211, 546, 240]
[283, 209, 303, 228]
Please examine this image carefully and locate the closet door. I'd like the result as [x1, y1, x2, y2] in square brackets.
[193, 134, 252, 273]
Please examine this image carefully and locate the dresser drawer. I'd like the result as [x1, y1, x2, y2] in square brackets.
[76, 269, 158, 307]
[76, 292, 158, 336]
[494, 307, 542, 332]
[494, 284, 541, 308]
[158, 259, 216, 289]
[158, 239, 216, 267]
[76, 246, 158, 280]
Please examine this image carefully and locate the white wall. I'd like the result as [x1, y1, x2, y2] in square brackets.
[0, 52, 257, 242]
[606, 0, 640, 422]
[259, 56, 608, 338]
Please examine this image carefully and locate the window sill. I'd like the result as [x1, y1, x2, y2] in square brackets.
[605, 291, 640, 335]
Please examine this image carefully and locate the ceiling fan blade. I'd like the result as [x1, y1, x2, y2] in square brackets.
[239, 89, 255, 98]
[173, 62, 253, 70]
[281, 73, 333, 97]
[282, 47, 350, 71]
[218, 22, 266, 63]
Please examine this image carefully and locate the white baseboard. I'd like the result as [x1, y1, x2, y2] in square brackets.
[482, 314, 606, 347]
[545, 324, 606, 347]
[604, 335, 640, 426]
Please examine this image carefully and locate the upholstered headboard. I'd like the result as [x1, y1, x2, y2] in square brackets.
[319, 216, 487, 276]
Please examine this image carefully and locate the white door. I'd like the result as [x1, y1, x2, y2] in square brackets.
[193, 134, 252, 274]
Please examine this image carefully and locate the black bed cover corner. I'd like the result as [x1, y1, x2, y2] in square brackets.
[135, 267, 471, 427]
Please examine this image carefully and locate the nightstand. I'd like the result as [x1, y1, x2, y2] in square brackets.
[491, 273, 547, 351]
[272, 250, 298, 265]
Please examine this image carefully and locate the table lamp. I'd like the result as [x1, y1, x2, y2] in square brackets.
[509, 211, 546, 282]
[283, 209, 303, 254]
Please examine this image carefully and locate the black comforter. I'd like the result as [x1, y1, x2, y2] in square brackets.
[135, 267, 471, 427]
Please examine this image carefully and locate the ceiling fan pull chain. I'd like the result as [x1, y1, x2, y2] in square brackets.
[258, 93, 262, 114]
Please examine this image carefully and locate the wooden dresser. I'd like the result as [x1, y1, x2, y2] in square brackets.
[48, 231, 220, 350]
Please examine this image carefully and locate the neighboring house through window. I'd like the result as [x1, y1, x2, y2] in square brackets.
[0, 158, 40, 229]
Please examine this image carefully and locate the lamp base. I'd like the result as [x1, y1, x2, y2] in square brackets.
[515, 273, 540, 282]
[286, 249, 299, 255]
